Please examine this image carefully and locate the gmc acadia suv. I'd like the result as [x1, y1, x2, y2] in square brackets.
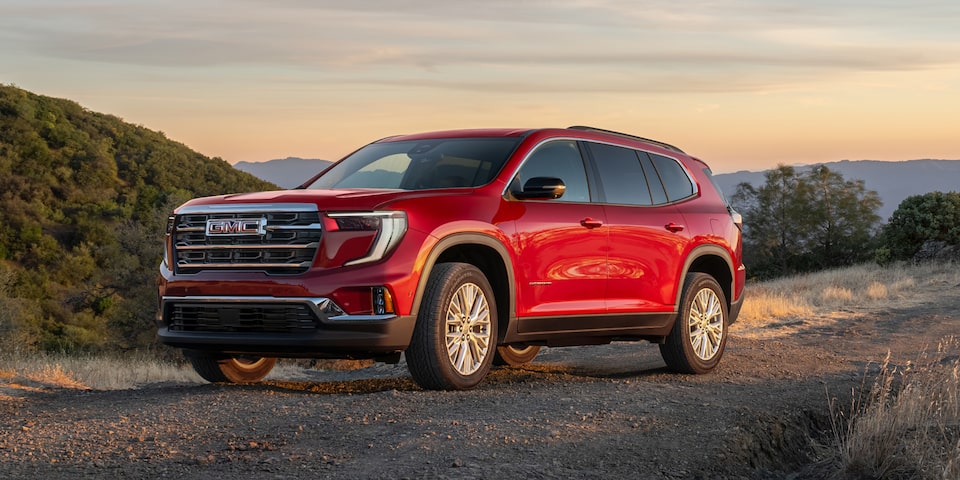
[156, 126, 745, 390]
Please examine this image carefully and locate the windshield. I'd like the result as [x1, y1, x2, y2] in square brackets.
[307, 137, 521, 190]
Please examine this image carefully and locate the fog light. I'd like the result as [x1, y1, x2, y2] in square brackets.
[372, 286, 395, 315]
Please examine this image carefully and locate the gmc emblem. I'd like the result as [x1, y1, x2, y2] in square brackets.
[205, 217, 267, 236]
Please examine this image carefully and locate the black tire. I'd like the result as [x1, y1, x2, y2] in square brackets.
[494, 345, 541, 366]
[188, 354, 277, 383]
[406, 263, 497, 390]
[660, 273, 728, 374]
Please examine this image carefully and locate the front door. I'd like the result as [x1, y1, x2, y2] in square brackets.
[506, 140, 608, 330]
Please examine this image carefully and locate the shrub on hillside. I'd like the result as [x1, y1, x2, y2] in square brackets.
[877, 191, 960, 263]
[0, 84, 278, 353]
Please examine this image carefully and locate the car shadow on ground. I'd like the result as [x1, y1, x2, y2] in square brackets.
[232, 357, 671, 396]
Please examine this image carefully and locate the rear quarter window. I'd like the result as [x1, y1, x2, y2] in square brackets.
[650, 153, 695, 202]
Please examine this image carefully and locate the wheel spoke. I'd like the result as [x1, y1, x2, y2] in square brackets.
[467, 337, 482, 371]
[455, 340, 469, 372]
[444, 282, 491, 376]
[687, 287, 723, 361]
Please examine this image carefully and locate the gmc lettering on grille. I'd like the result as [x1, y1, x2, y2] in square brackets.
[205, 218, 267, 236]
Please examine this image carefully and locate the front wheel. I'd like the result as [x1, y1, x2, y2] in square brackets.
[406, 263, 497, 390]
[188, 354, 277, 383]
[660, 273, 728, 374]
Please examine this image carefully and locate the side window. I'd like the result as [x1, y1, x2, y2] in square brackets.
[514, 140, 590, 202]
[585, 142, 653, 206]
[638, 152, 668, 205]
[650, 153, 695, 202]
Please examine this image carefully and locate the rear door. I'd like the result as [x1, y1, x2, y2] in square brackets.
[583, 142, 694, 316]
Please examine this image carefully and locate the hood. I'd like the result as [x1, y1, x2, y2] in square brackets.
[177, 188, 472, 212]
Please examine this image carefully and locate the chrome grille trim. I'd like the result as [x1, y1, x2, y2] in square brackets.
[178, 262, 314, 269]
[177, 203, 319, 214]
[171, 204, 322, 275]
[176, 243, 319, 250]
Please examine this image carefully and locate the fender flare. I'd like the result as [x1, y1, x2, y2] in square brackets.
[409, 233, 518, 338]
[675, 244, 736, 307]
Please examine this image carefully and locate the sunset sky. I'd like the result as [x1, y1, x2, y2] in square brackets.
[1, 0, 958, 173]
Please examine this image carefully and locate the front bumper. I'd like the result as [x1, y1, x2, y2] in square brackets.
[156, 295, 416, 357]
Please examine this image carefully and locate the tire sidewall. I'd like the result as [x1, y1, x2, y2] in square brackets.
[678, 274, 728, 373]
[409, 263, 498, 390]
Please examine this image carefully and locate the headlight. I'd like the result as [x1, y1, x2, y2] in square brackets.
[325, 211, 407, 266]
[162, 215, 175, 268]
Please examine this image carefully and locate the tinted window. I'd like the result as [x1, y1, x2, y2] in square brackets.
[586, 143, 652, 206]
[638, 152, 668, 205]
[514, 140, 590, 202]
[650, 153, 695, 201]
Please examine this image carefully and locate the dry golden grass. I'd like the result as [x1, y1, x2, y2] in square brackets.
[0, 354, 341, 392]
[830, 340, 960, 480]
[735, 261, 960, 340]
[865, 281, 888, 301]
[25, 364, 90, 390]
[734, 261, 960, 478]
[0, 352, 203, 391]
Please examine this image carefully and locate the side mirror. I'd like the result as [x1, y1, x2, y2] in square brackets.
[514, 177, 566, 200]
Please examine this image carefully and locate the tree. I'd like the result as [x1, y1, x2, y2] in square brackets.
[805, 165, 882, 270]
[731, 164, 882, 279]
[732, 165, 814, 278]
[878, 191, 960, 262]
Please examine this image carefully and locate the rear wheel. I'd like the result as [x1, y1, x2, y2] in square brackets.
[494, 345, 541, 366]
[188, 354, 277, 383]
[406, 263, 497, 390]
[660, 273, 728, 374]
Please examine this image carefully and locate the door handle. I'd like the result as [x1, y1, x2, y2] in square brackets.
[580, 218, 603, 229]
[665, 222, 685, 233]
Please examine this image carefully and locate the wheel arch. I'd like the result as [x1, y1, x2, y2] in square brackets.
[412, 233, 516, 344]
[678, 245, 735, 314]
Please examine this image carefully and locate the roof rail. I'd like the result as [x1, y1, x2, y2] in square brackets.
[567, 125, 685, 154]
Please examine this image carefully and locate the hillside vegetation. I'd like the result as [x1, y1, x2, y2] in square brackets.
[0, 84, 277, 354]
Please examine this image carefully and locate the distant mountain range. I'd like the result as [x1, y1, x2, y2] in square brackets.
[233, 157, 960, 221]
[234, 157, 332, 189]
[712, 159, 960, 221]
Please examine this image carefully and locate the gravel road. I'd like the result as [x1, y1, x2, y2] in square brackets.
[2, 286, 958, 479]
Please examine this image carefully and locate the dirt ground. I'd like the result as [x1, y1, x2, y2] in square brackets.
[1, 281, 958, 479]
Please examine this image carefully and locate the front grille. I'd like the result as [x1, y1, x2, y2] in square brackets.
[172, 204, 321, 275]
[167, 302, 318, 333]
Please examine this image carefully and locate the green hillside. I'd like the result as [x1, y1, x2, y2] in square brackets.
[0, 84, 278, 354]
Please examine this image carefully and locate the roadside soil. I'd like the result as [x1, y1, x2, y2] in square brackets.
[2, 281, 958, 479]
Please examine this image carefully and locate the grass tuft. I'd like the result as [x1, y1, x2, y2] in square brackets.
[829, 339, 960, 479]
[821, 286, 854, 305]
[865, 281, 888, 301]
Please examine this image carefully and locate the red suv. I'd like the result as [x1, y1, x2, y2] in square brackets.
[157, 126, 745, 390]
